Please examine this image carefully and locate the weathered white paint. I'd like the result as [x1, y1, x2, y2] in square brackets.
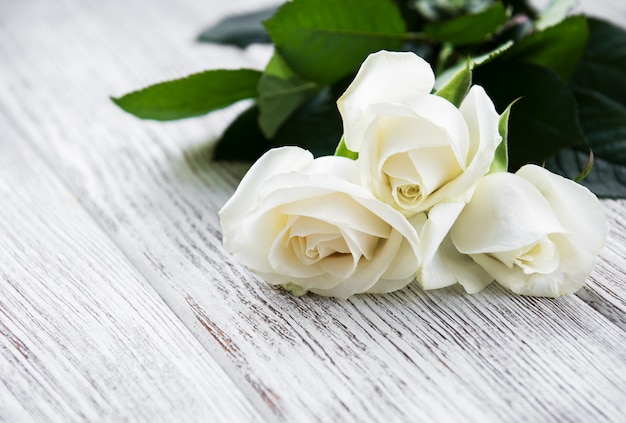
[577, 200, 626, 330]
[1, 0, 625, 422]
[0, 119, 262, 422]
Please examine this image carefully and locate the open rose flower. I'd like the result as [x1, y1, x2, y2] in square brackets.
[219, 146, 421, 299]
[448, 165, 607, 297]
[337, 50, 501, 215]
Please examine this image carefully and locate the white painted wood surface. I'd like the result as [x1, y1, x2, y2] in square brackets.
[1, 0, 625, 422]
[0, 122, 263, 422]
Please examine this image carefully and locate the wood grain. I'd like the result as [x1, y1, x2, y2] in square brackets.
[1, 0, 625, 422]
[0, 110, 262, 421]
[576, 200, 626, 330]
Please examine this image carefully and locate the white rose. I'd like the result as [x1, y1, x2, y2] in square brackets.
[449, 165, 607, 297]
[219, 146, 421, 299]
[337, 50, 501, 215]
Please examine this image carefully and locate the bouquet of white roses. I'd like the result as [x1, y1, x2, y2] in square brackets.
[113, 0, 616, 298]
[219, 50, 607, 298]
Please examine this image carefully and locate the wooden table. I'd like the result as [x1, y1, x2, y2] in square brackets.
[1, 0, 625, 421]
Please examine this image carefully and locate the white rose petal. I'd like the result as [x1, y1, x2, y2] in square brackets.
[452, 171, 566, 254]
[413, 203, 493, 293]
[219, 146, 422, 299]
[337, 50, 436, 152]
[450, 166, 608, 297]
[515, 164, 606, 255]
[337, 50, 502, 216]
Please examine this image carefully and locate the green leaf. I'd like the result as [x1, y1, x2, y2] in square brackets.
[434, 40, 512, 87]
[474, 62, 585, 168]
[112, 69, 262, 120]
[551, 87, 626, 191]
[546, 149, 626, 198]
[435, 59, 472, 107]
[258, 53, 320, 138]
[273, 88, 343, 156]
[214, 105, 273, 161]
[263, 0, 406, 84]
[214, 88, 343, 161]
[334, 138, 359, 160]
[572, 18, 626, 108]
[197, 7, 274, 47]
[535, 0, 578, 31]
[572, 86, 626, 164]
[424, 2, 508, 45]
[489, 100, 515, 173]
[502, 15, 588, 80]
[551, 18, 626, 198]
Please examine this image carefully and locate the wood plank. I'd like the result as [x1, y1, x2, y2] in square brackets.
[576, 200, 626, 330]
[2, 0, 625, 421]
[0, 115, 262, 421]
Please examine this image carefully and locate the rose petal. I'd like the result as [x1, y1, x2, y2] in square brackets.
[516, 164, 607, 256]
[233, 208, 291, 274]
[288, 217, 338, 239]
[220, 147, 313, 250]
[337, 50, 435, 151]
[451, 172, 566, 254]
[268, 217, 327, 279]
[417, 85, 501, 211]
[469, 236, 587, 297]
[368, 95, 470, 165]
[489, 235, 560, 275]
[309, 229, 407, 298]
[281, 193, 391, 238]
[415, 203, 493, 292]
[374, 114, 463, 196]
[407, 148, 462, 197]
[301, 155, 361, 186]
[340, 227, 380, 261]
[459, 85, 500, 165]
[319, 254, 359, 280]
[419, 203, 465, 264]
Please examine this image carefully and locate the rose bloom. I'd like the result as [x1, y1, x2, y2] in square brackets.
[337, 50, 501, 215]
[446, 165, 607, 297]
[219, 146, 421, 299]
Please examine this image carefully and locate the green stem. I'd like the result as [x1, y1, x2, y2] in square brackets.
[435, 43, 455, 75]
[403, 31, 430, 41]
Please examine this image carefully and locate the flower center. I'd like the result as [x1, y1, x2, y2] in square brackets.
[291, 233, 350, 265]
[398, 184, 422, 200]
[305, 248, 319, 259]
[381, 145, 462, 212]
[488, 235, 560, 275]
